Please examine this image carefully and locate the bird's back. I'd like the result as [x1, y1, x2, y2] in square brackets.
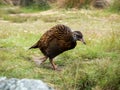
[30, 24, 76, 58]
[38, 24, 73, 47]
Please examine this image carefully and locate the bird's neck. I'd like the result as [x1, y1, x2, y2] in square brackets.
[72, 33, 77, 41]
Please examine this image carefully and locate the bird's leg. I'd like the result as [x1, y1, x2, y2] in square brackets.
[34, 56, 48, 66]
[49, 59, 57, 70]
[40, 56, 48, 63]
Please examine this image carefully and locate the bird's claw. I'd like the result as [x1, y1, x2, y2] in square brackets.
[34, 59, 43, 66]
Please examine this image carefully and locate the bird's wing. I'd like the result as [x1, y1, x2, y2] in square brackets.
[38, 24, 73, 49]
[51, 24, 75, 50]
[52, 24, 73, 41]
[38, 29, 54, 49]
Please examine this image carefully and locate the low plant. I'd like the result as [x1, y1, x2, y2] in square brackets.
[58, 0, 92, 9]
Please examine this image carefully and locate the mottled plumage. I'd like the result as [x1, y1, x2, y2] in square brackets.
[29, 24, 86, 70]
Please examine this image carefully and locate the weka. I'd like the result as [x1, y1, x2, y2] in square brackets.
[29, 24, 86, 70]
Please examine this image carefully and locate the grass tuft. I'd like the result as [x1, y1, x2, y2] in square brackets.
[108, 0, 120, 13]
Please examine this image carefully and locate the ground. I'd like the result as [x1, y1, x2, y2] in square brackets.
[0, 7, 120, 90]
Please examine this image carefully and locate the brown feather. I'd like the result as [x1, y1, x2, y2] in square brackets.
[29, 24, 85, 70]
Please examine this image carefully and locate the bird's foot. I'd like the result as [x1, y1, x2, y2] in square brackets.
[34, 59, 43, 66]
[54, 65, 57, 70]
[54, 66, 62, 71]
[32, 56, 48, 66]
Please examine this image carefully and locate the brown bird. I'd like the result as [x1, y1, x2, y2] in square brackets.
[29, 24, 86, 70]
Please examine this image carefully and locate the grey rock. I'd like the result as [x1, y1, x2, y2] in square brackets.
[0, 77, 54, 90]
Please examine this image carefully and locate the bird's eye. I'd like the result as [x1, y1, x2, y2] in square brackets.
[78, 35, 82, 38]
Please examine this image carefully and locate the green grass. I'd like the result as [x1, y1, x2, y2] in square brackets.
[108, 0, 120, 14]
[0, 8, 120, 90]
[57, 0, 92, 9]
[20, 5, 50, 13]
[0, 5, 51, 23]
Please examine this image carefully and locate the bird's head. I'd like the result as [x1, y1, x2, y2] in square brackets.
[73, 31, 86, 44]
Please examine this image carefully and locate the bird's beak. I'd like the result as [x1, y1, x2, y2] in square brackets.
[80, 38, 86, 45]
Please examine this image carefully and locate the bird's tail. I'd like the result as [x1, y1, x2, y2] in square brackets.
[29, 42, 38, 49]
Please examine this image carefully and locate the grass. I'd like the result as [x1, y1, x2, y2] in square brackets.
[0, 7, 120, 90]
[57, 0, 92, 9]
[0, 5, 51, 23]
[108, 0, 120, 13]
